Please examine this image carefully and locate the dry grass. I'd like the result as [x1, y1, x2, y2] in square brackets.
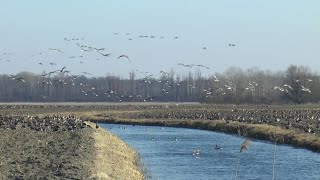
[86, 122, 144, 180]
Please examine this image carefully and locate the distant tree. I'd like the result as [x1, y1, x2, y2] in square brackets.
[283, 65, 313, 104]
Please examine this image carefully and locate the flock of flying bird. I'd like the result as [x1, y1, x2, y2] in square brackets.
[0, 32, 314, 101]
[0, 33, 227, 101]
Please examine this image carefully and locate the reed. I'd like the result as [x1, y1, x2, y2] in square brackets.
[234, 139, 250, 180]
[271, 130, 278, 180]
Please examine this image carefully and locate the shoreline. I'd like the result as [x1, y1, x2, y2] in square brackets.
[87, 121, 144, 179]
[91, 118, 320, 153]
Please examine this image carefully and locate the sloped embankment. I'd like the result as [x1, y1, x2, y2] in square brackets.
[88, 121, 144, 179]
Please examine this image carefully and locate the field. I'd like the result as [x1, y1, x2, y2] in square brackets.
[1, 103, 320, 178]
[0, 104, 144, 179]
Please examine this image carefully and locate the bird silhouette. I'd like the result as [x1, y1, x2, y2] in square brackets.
[117, 55, 131, 62]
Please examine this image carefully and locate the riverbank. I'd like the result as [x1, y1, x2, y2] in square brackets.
[87, 121, 144, 179]
[91, 118, 320, 153]
[0, 116, 144, 179]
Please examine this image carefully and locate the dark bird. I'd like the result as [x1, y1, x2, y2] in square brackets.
[76, 43, 93, 52]
[215, 144, 222, 150]
[49, 48, 64, 53]
[99, 52, 112, 57]
[48, 70, 59, 76]
[117, 55, 131, 62]
[95, 47, 106, 51]
[59, 66, 66, 72]
[81, 72, 93, 75]
[178, 63, 194, 68]
[196, 64, 210, 69]
[240, 139, 250, 153]
[95, 123, 99, 129]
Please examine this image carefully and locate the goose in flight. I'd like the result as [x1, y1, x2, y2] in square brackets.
[196, 64, 210, 69]
[301, 86, 311, 94]
[213, 75, 219, 82]
[117, 55, 131, 62]
[160, 70, 167, 75]
[48, 48, 64, 53]
[273, 86, 284, 92]
[283, 84, 293, 90]
[177, 63, 193, 68]
[99, 52, 112, 57]
[15, 77, 26, 83]
[81, 72, 93, 75]
[59, 66, 66, 72]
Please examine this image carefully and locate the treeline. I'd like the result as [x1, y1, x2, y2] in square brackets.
[0, 65, 319, 104]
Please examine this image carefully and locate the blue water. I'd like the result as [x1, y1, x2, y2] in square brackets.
[100, 124, 320, 180]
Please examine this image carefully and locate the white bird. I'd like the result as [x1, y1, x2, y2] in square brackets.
[283, 84, 293, 90]
[301, 86, 311, 94]
[224, 85, 232, 90]
[273, 86, 284, 92]
[213, 75, 219, 82]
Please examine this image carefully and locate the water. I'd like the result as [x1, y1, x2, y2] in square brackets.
[100, 124, 320, 180]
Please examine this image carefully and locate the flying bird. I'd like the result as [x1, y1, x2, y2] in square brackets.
[177, 63, 194, 68]
[117, 55, 131, 62]
[99, 52, 112, 57]
[196, 64, 210, 69]
[213, 75, 219, 82]
[48, 48, 64, 53]
[59, 66, 66, 72]
[81, 72, 93, 75]
[301, 86, 311, 94]
[15, 77, 26, 83]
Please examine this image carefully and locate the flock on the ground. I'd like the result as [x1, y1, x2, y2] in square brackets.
[0, 114, 89, 131]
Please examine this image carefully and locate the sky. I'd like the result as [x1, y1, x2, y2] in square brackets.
[0, 0, 319, 78]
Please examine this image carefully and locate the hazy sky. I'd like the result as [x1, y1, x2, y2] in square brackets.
[1, 0, 319, 78]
